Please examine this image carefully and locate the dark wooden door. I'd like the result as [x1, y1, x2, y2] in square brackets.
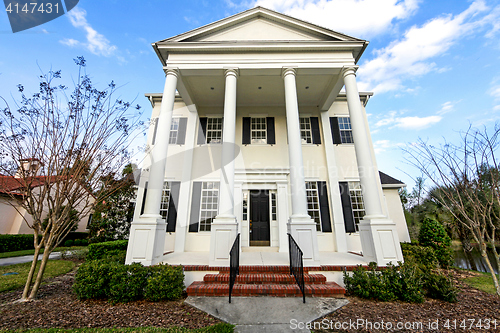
[250, 190, 270, 246]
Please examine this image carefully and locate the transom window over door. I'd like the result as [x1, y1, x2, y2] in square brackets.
[251, 117, 267, 144]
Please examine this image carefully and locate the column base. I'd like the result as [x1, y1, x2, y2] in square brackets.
[125, 215, 166, 266]
[287, 215, 321, 266]
[209, 215, 238, 266]
[358, 215, 404, 266]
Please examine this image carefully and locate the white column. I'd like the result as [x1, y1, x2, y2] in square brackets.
[126, 68, 179, 266]
[209, 68, 239, 266]
[282, 67, 320, 265]
[342, 66, 403, 265]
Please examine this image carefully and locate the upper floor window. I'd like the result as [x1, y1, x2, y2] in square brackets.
[242, 117, 275, 145]
[330, 116, 353, 144]
[251, 117, 267, 144]
[197, 117, 223, 144]
[300, 117, 322, 144]
[168, 118, 180, 144]
[152, 117, 187, 145]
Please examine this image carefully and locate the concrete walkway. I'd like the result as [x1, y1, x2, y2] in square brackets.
[0, 252, 61, 266]
[186, 296, 349, 333]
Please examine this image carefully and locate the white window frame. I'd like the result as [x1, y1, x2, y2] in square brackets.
[206, 117, 223, 144]
[251, 117, 267, 144]
[168, 118, 180, 144]
[160, 181, 171, 220]
[306, 181, 322, 232]
[348, 181, 365, 232]
[199, 181, 220, 231]
[300, 117, 313, 144]
[338, 117, 353, 144]
[271, 191, 277, 221]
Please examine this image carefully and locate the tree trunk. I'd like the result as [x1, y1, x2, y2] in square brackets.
[489, 242, 500, 286]
[465, 249, 478, 271]
[480, 244, 500, 296]
[27, 248, 51, 300]
[21, 246, 41, 301]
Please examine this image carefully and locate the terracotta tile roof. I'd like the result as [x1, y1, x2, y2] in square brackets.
[0, 175, 59, 196]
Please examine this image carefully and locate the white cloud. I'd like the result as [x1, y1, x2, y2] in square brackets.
[251, 0, 421, 38]
[374, 111, 442, 130]
[60, 7, 117, 57]
[493, 105, 500, 111]
[373, 139, 404, 154]
[358, 0, 493, 94]
[490, 86, 500, 99]
[437, 101, 458, 115]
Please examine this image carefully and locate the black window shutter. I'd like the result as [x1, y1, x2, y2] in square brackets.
[140, 182, 148, 215]
[242, 117, 251, 144]
[176, 118, 188, 145]
[330, 117, 342, 144]
[339, 182, 356, 233]
[197, 117, 207, 145]
[189, 182, 203, 232]
[266, 117, 275, 145]
[152, 118, 159, 145]
[310, 117, 321, 144]
[166, 182, 180, 232]
[317, 181, 332, 232]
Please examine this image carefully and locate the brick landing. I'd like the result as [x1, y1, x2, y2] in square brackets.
[185, 265, 345, 298]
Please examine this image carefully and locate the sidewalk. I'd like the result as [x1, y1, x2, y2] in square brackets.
[0, 252, 61, 266]
[186, 296, 349, 333]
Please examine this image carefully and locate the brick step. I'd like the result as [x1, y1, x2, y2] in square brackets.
[186, 281, 345, 297]
[203, 273, 326, 284]
[219, 265, 294, 274]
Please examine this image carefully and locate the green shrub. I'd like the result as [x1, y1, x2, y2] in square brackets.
[87, 240, 128, 261]
[73, 259, 114, 299]
[424, 270, 457, 302]
[418, 218, 453, 268]
[401, 243, 439, 269]
[0, 234, 34, 252]
[108, 262, 148, 303]
[144, 264, 184, 301]
[64, 240, 74, 247]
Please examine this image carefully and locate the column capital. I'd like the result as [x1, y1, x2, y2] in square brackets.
[164, 67, 180, 77]
[341, 66, 359, 79]
[281, 67, 297, 78]
[224, 68, 239, 78]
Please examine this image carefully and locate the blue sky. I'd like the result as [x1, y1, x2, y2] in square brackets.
[1, 0, 500, 190]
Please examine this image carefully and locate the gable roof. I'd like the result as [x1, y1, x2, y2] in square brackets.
[153, 6, 369, 65]
[379, 171, 406, 188]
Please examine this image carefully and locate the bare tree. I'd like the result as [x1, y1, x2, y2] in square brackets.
[404, 125, 500, 296]
[0, 57, 142, 301]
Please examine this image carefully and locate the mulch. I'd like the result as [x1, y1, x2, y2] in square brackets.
[0, 266, 499, 332]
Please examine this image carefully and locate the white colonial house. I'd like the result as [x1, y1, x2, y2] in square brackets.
[125, 7, 410, 278]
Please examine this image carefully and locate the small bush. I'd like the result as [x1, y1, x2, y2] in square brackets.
[401, 243, 439, 269]
[0, 234, 34, 252]
[424, 270, 457, 302]
[64, 240, 74, 247]
[418, 218, 453, 268]
[144, 264, 184, 301]
[73, 259, 114, 299]
[87, 240, 128, 261]
[108, 262, 148, 303]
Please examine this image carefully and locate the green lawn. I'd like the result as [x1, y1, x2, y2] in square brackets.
[0, 260, 75, 293]
[0, 324, 234, 333]
[463, 271, 499, 295]
[0, 247, 87, 259]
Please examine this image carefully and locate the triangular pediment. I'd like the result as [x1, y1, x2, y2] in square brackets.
[158, 7, 363, 44]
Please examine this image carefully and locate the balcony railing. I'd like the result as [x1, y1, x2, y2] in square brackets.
[229, 233, 240, 303]
[288, 233, 305, 303]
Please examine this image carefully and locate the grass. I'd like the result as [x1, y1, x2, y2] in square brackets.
[0, 247, 87, 259]
[0, 324, 235, 333]
[0, 260, 75, 293]
[463, 270, 499, 295]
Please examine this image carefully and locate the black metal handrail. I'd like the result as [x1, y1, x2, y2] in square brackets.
[229, 233, 240, 303]
[288, 233, 306, 303]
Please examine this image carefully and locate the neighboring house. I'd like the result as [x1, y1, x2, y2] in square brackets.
[126, 7, 410, 269]
[0, 159, 91, 234]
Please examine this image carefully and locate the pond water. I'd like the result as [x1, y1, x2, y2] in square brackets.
[454, 247, 499, 274]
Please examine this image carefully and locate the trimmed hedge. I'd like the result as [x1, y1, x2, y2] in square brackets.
[0, 234, 34, 252]
[418, 218, 453, 268]
[87, 240, 128, 261]
[401, 242, 439, 269]
[73, 261, 185, 303]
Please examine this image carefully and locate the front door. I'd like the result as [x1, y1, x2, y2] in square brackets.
[249, 190, 270, 246]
